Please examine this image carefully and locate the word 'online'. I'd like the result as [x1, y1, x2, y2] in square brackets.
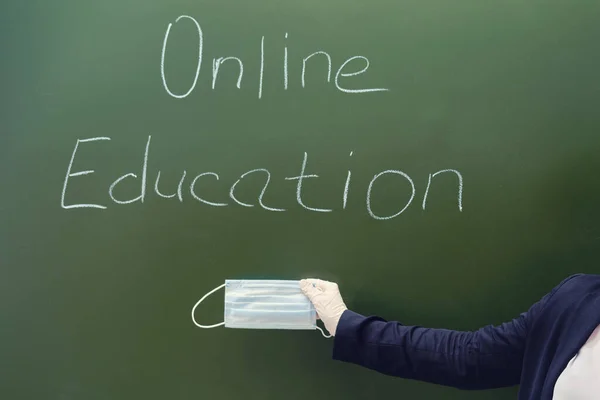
[160, 15, 390, 98]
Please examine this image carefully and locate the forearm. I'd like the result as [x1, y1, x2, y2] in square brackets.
[332, 310, 524, 390]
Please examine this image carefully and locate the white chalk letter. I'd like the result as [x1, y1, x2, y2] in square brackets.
[160, 15, 203, 98]
[190, 172, 228, 206]
[212, 57, 244, 89]
[155, 170, 187, 202]
[343, 151, 353, 209]
[302, 51, 332, 88]
[108, 135, 151, 204]
[258, 36, 265, 99]
[284, 33, 289, 90]
[61, 137, 111, 209]
[335, 56, 389, 94]
[422, 169, 463, 212]
[366, 170, 415, 220]
[285, 152, 332, 213]
[229, 168, 285, 211]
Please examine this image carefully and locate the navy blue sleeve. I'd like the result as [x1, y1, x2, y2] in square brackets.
[332, 275, 580, 390]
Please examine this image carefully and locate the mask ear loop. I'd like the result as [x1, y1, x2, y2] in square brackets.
[191, 283, 226, 328]
[316, 326, 332, 338]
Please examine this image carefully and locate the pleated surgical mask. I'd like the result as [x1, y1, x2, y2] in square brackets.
[191, 279, 331, 338]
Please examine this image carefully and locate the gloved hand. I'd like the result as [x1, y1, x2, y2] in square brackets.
[300, 279, 348, 336]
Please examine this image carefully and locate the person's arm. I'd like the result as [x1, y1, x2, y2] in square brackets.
[333, 309, 527, 389]
[300, 276, 577, 390]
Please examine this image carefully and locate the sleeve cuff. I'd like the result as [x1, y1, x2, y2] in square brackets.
[332, 309, 368, 362]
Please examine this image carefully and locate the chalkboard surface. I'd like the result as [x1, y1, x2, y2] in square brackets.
[2, 1, 600, 399]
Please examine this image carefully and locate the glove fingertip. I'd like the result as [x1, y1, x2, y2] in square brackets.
[299, 280, 313, 295]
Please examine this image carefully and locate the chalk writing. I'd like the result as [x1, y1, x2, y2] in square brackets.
[335, 56, 388, 94]
[302, 51, 332, 88]
[160, 16, 203, 99]
[160, 15, 389, 98]
[212, 57, 243, 90]
[154, 171, 177, 199]
[230, 169, 285, 212]
[154, 171, 187, 201]
[190, 172, 228, 207]
[284, 33, 289, 90]
[259, 35, 265, 99]
[61, 136, 463, 220]
[422, 169, 464, 212]
[59, 16, 465, 223]
[107, 135, 150, 205]
[285, 152, 333, 213]
[343, 151, 353, 210]
[367, 170, 415, 220]
[61, 137, 111, 209]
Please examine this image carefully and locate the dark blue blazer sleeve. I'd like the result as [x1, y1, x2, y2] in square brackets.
[332, 277, 575, 390]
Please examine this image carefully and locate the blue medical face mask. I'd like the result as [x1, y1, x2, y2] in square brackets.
[192, 280, 330, 338]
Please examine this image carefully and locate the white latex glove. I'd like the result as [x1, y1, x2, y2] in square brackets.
[300, 279, 348, 336]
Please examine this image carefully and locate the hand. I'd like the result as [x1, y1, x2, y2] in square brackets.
[300, 279, 348, 336]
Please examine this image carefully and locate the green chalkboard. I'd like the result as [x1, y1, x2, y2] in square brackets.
[2, 0, 600, 399]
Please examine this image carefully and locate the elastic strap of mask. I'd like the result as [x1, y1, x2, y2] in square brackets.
[316, 326, 332, 338]
[191, 283, 226, 328]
